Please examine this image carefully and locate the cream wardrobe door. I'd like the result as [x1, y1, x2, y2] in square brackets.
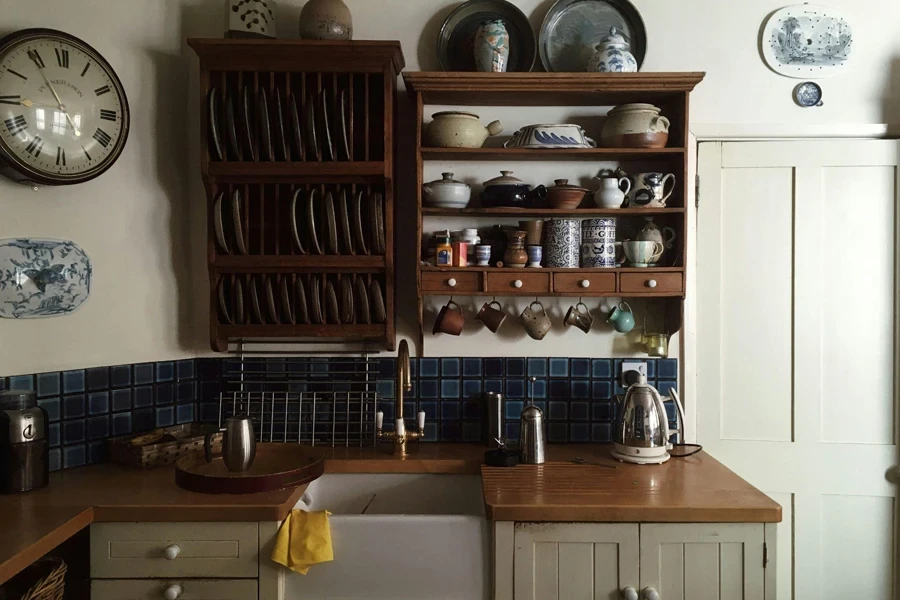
[697, 140, 899, 599]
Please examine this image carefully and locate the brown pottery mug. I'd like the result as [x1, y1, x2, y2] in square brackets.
[433, 300, 465, 336]
[476, 300, 506, 333]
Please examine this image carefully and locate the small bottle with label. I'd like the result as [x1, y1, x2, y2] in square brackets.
[436, 236, 453, 266]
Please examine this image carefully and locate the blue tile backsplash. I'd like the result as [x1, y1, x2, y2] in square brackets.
[2, 356, 678, 472]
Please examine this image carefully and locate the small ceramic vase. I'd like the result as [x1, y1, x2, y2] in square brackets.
[587, 27, 638, 72]
[227, 0, 276, 38]
[527, 245, 543, 268]
[504, 231, 528, 269]
[298, 0, 352, 40]
[474, 19, 510, 73]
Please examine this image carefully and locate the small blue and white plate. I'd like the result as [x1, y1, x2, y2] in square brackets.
[794, 82, 824, 107]
[0, 238, 92, 319]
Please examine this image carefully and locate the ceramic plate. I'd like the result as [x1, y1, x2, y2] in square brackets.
[374, 192, 386, 255]
[305, 94, 318, 159]
[437, 0, 536, 72]
[353, 190, 369, 255]
[225, 92, 241, 160]
[319, 89, 334, 161]
[265, 276, 280, 324]
[233, 278, 245, 324]
[339, 89, 350, 160]
[324, 191, 338, 255]
[325, 279, 339, 324]
[258, 87, 273, 161]
[289, 92, 304, 161]
[794, 81, 824, 107]
[249, 276, 264, 324]
[539, 0, 646, 72]
[232, 189, 248, 255]
[290, 188, 307, 254]
[213, 192, 230, 254]
[354, 276, 370, 325]
[762, 4, 852, 78]
[340, 275, 354, 324]
[339, 189, 354, 255]
[307, 188, 322, 255]
[217, 277, 232, 325]
[369, 279, 386, 324]
[273, 87, 289, 160]
[280, 276, 294, 324]
[309, 276, 323, 325]
[295, 277, 309, 325]
[0, 238, 92, 319]
[241, 86, 256, 161]
[208, 88, 223, 161]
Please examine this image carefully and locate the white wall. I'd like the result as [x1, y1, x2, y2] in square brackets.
[1, 0, 897, 374]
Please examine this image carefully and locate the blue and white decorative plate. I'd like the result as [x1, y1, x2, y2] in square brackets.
[794, 81, 824, 107]
[0, 238, 92, 319]
[762, 4, 852, 78]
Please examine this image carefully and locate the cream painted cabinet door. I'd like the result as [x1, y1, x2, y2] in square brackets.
[639, 523, 765, 600]
[697, 141, 900, 599]
[513, 523, 639, 600]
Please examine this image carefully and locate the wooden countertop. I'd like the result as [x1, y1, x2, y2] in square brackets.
[482, 449, 782, 523]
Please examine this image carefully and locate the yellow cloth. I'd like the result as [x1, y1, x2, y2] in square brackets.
[271, 510, 334, 575]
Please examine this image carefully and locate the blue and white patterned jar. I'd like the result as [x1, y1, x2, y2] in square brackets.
[586, 27, 638, 73]
[545, 219, 581, 268]
[580, 218, 617, 268]
[474, 19, 510, 73]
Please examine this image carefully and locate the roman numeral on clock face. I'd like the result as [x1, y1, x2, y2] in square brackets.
[56, 146, 66, 166]
[93, 128, 112, 148]
[100, 109, 116, 121]
[55, 48, 69, 68]
[80, 62, 91, 77]
[0, 95, 20, 105]
[25, 136, 44, 157]
[7, 69, 26, 81]
[94, 85, 111, 96]
[28, 50, 45, 69]
[5, 115, 26, 136]
[81, 145, 92, 161]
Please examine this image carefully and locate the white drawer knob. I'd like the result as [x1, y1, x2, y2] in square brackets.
[642, 588, 660, 600]
[447, 278, 457, 287]
[164, 544, 181, 560]
[621, 588, 638, 600]
[646, 279, 658, 289]
[164, 584, 182, 600]
[580, 279, 590, 288]
[513, 279, 523, 288]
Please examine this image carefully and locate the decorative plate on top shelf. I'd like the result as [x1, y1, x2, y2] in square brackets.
[437, 0, 536, 72]
[0, 238, 92, 319]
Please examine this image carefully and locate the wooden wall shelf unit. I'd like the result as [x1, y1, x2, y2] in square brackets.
[403, 72, 704, 354]
[189, 40, 404, 352]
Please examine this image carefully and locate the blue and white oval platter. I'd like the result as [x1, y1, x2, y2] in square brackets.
[0, 238, 92, 319]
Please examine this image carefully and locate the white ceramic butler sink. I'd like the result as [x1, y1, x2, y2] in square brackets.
[285, 473, 490, 600]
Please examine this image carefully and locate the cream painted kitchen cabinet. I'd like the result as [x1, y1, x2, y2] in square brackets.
[497, 522, 775, 600]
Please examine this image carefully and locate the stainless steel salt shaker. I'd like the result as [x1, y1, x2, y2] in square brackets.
[519, 377, 545, 464]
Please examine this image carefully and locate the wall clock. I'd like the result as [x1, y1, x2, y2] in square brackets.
[0, 28, 130, 186]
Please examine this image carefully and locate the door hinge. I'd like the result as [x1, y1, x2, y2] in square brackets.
[763, 543, 768, 568]
[694, 174, 700, 209]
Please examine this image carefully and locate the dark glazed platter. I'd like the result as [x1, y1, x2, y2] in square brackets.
[438, 0, 536, 72]
[175, 443, 325, 494]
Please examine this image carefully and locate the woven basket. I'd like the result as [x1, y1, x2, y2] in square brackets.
[109, 423, 222, 469]
[18, 557, 65, 600]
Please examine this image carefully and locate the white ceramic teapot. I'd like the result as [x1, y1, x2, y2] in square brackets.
[593, 175, 631, 209]
[586, 27, 638, 73]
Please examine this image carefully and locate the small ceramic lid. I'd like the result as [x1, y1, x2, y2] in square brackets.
[551, 179, 588, 192]
[598, 27, 629, 49]
[483, 171, 526, 187]
[426, 172, 469, 189]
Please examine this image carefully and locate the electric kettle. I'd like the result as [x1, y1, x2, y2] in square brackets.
[612, 375, 686, 464]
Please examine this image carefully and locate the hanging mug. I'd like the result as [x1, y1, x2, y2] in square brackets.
[629, 173, 676, 208]
[476, 300, 506, 333]
[606, 301, 635, 333]
[564, 302, 593, 334]
[433, 300, 464, 336]
[517, 301, 551, 340]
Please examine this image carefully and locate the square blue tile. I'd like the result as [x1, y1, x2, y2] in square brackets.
[571, 358, 591, 378]
[592, 423, 612, 442]
[592, 359, 613, 379]
[531, 378, 547, 399]
[463, 400, 481, 420]
[409, 358, 417, 378]
[9, 374, 34, 391]
[484, 358, 504, 377]
[88, 440, 108, 465]
[505, 358, 525, 377]
[549, 422, 568, 442]
[177, 382, 194, 403]
[440, 401, 460, 420]
[155, 406, 174, 427]
[48, 422, 59, 447]
[134, 363, 154, 385]
[505, 401, 524, 420]
[112, 412, 132, 436]
[440, 421, 462, 442]
[570, 423, 590, 442]
[49, 448, 61, 472]
[462, 379, 482, 398]
[484, 379, 503, 394]
[441, 358, 461, 377]
[592, 401, 612, 422]
[63, 444, 86, 469]
[657, 381, 677, 396]
[549, 358, 569, 377]
[644, 360, 656, 379]
[176, 360, 195, 380]
[462, 358, 482, 377]
[418, 379, 439, 399]
[570, 401, 590, 421]
[505, 421, 520, 442]
[88, 392, 109, 415]
[376, 358, 396, 378]
[423, 422, 438, 442]
[571, 379, 590, 399]
[62, 370, 85, 393]
[533, 400, 547, 415]
[111, 389, 131, 413]
[177, 403, 194, 424]
[63, 395, 85, 419]
[419, 358, 438, 378]
[377, 380, 395, 399]
[592, 380, 613, 400]
[265, 360, 286, 375]
[506, 379, 525, 399]
[549, 401, 568, 421]
[658, 359, 678, 380]
[197, 358, 219, 380]
[377, 401, 394, 422]
[199, 381, 221, 402]
[199, 403, 219, 423]
[155, 383, 175, 405]
[156, 362, 175, 382]
[665, 402, 677, 421]
[38, 398, 60, 422]
[86, 416, 109, 440]
[36, 373, 60, 398]
[463, 422, 481, 442]
[549, 380, 568, 399]
[86, 367, 109, 391]
[419, 401, 438, 420]
[527, 358, 548, 377]
[63, 420, 85, 444]
[441, 379, 460, 399]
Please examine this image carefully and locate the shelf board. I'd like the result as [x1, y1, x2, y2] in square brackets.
[420, 147, 684, 161]
[213, 255, 385, 271]
[206, 161, 385, 179]
[421, 207, 685, 217]
[218, 324, 387, 338]
[420, 266, 684, 273]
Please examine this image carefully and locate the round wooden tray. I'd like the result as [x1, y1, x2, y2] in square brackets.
[175, 443, 325, 495]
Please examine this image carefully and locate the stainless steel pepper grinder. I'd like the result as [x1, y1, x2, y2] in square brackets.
[519, 377, 545, 464]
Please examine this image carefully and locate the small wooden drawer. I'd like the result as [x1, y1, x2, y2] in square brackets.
[421, 271, 481, 293]
[90, 522, 259, 579]
[91, 579, 258, 600]
[619, 271, 684, 294]
[554, 272, 616, 294]
[486, 271, 552, 294]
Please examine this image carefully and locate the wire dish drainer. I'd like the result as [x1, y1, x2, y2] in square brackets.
[217, 341, 381, 447]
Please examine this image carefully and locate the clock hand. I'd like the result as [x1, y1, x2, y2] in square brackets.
[27, 50, 81, 137]
[20, 99, 62, 109]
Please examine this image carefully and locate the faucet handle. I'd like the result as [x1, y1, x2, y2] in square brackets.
[376, 411, 384, 431]
[417, 410, 426, 431]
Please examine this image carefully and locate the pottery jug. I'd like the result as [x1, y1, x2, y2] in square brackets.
[606, 302, 635, 334]
[586, 27, 638, 73]
[427, 111, 503, 148]
[504, 231, 528, 268]
[593, 175, 631, 209]
[630, 172, 677, 208]
[636, 219, 676, 263]
[600, 103, 670, 149]
[298, 0, 352, 40]
[518, 301, 552, 341]
[474, 19, 509, 72]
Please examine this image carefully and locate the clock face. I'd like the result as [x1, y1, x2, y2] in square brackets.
[0, 29, 129, 185]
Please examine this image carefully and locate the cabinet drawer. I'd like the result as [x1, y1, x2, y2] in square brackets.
[90, 522, 258, 579]
[486, 272, 551, 294]
[422, 271, 480, 293]
[619, 272, 684, 294]
[91, 579, 258, 600]
[553, 272, 616, 294]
